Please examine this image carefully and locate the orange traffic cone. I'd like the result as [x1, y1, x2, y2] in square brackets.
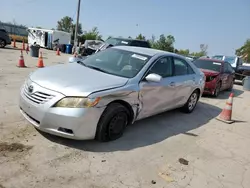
[216, 93, 234, 124]
[37, 51, 44, 68]
[56, 48, 60, 56]
[17, 50, 26, 68]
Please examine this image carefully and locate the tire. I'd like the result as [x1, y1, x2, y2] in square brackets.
[0, 39, 6, 48]
[227, 80, 234, 91]
[95, 103, 130, 142]
[213, 83, 221, 98]
[242, 78, 245, 86]
[181, 90, 199, 113]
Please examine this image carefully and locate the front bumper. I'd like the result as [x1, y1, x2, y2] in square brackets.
[19, 81, 105, 140]
[202, 81, 216, 95]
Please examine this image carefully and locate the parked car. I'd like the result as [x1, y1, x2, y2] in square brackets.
[185, 55, 199, 62]
[94, 37, 151, 53]
[193, 58, 235, 97]
[80, 40, 104, 56]
[19, 46, 205, 141]
[212, 55, 243, 70]
[211, 55, 250, 82]
[0, 29, 11, 48]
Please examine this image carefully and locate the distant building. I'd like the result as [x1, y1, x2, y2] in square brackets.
[0, 21, 28, 36]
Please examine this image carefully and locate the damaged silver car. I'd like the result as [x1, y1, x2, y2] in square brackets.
[19, 46, 205, 141]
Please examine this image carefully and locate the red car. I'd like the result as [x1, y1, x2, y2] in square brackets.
[193, 58, 235, 97]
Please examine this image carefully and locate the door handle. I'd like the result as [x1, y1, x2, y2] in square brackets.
[170, 82, 175, 87]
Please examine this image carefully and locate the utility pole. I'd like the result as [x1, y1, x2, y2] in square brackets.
[74, 0, 81, 48]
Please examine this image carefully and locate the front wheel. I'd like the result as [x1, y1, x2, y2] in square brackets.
[213, 83, 221, 97]
[227, 80, 234, 91]
[0, 39, 6, 48]
[95, 103, 129, 142]
[181, 90, 199, 113]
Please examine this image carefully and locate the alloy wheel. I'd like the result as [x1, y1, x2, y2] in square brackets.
[188, 92, 198, 111]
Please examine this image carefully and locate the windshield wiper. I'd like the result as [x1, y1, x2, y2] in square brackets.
[87, 65, 109, 73]
[77, 61, 109, 73]
[77, 61, 87, 66]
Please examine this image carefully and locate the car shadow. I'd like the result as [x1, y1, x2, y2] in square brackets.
[203, 87, 244, 100]
[4, 46, 23, 51]
[40, 101, 221, 152]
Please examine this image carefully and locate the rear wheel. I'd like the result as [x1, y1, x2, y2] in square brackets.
[95, 103, 129, 142]
[0, 39, 6, 48]
[181, 90, 199, 113]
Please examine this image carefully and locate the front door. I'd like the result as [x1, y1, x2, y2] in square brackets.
[137, 56, 176, 119]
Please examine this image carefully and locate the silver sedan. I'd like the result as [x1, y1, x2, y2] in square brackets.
[19, 46, 205, 141]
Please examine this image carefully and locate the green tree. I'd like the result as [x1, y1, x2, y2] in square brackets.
[56, 16, 82, 34]
[56, 16, 73, 33]
[177, 49, 190, 56]
[79, 27, 102, 43]
[190, 44, 208, 57]
[236, 39, 250, 62]
[136, 33, 146, 40]
[84, 27, 102, 40]
[152, 34, 175, 52]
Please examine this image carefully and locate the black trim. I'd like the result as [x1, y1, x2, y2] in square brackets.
[139, 55, 174, 82]
[172, 57, 195, 76]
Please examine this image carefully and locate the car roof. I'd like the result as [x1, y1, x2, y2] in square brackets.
[112, 37, 148, 42]
[113, 46, 181, 57]
[198, 58, 225, 63]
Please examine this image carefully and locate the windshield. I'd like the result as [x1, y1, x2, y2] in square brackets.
[80, 48, 151, 78]
[224, 56, 236, 64]
[193, 59, 221, 72]
[105, 38, 131, 46]
[212, 55, 224, 60]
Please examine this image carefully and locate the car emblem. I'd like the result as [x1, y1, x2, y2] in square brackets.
[28, 85, 34, 93]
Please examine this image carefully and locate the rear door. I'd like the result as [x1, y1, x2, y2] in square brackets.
[172, 57, 196, 106]
[221, 62, 234, 89]
[225, 62, 235, 86]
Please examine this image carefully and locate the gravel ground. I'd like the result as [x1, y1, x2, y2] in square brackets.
[0, 43, 250, 188]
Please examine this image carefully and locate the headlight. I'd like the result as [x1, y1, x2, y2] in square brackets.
[54, 97, 101, 108]
[207, 76, 216, 82]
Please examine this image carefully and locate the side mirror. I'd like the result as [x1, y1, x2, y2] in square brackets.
[145, 73, 162, 82]
[68, 56, 87, 63]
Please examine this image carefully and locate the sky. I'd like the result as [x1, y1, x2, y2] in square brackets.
[1, 0, 250, 55]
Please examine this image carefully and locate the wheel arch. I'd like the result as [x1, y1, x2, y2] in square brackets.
[193, 88, 201, 99]
[105, 100, 135, 124]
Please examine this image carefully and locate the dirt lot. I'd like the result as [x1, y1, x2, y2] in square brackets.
[0, 44, 250, 188]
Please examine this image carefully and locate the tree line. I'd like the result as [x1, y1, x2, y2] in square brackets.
[56, 16, 250, 61]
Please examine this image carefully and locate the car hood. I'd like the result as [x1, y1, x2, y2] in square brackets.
[199, 68, 220, 76]
[29, 63, 128, 96]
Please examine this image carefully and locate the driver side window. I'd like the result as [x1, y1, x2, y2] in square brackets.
[148, 56, 173, 78]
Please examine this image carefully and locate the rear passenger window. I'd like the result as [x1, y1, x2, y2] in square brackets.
[131, 41, 150, 48]
[173, 58, 194, 76]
